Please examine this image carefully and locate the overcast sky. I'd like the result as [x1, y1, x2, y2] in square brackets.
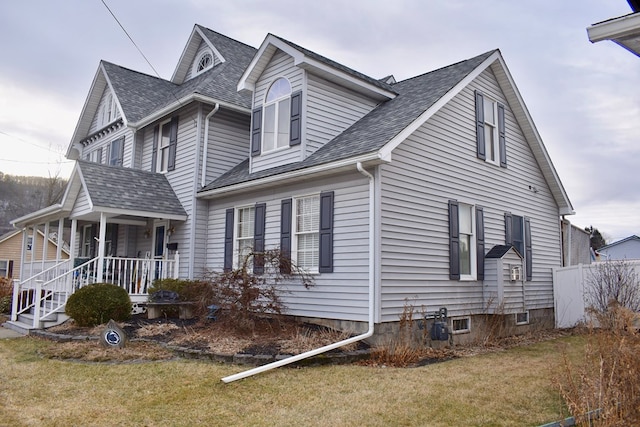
[0, 1, 638, 242]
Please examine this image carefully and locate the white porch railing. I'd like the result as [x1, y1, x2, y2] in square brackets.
[11, 253, 180, 328]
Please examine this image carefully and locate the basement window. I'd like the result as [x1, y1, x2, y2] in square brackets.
[452, 317, 471, 334]
[515, 311, 529, 325]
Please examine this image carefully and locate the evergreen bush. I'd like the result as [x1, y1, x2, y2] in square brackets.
[65, 283, 131, 327]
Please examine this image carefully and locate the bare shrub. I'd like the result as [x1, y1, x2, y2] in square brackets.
[554, 306, 640, 425]
[202, 248, 313, 332]
[370, 300, 431, 367]
[585, 260, 640, 329]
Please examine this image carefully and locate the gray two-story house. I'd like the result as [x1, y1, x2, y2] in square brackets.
[8, 25, 574, 343]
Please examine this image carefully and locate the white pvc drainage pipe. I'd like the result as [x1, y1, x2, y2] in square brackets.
[221, 162, 376, 383]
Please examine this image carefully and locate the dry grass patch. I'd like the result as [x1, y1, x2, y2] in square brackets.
[37, 339, 175, 362]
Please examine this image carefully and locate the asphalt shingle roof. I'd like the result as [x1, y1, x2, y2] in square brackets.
[78, 160, 186, 218]
[103, 26, 257, 124]
[200, 50, 495, 193]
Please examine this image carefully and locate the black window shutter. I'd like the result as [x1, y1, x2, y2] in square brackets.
[476, 206, 485, 281]
[504, 212, 513, 246]
[97, 147, 103, 164]
[118, 137, 124, 166]
[449, 200, 460, 280]
[7, 260, 13, 278]
[524, 217, 532, 281]
[253, 203, 266, 274]
[151, 125, 159, 172]
[168, 116, 179, 171]
[497, 103, 507, 168]
[251, 107, 263, 157]
[280, 198, 292, 274]
[318, 191, 334, 273]
[223, 208, 234, 272]
[289, 90, 302, 146]
[475, 90, 486, 161]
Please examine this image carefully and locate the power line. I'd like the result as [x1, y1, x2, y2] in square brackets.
[100, 0, 161, 78]
[0, 130, 65, 152]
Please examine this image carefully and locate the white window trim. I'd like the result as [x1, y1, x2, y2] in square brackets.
[0, 259, 9, 277]
[233, 206, 255, 270]
[100, 92, 117, 128]
[483, 96, 499, 166]
[156, 119, 172, 173]
[452, 317, 471, 334]
[193, 49, 214, 75]
[81, 225, 92, 257]
[292, 194, 320, 274]
[262, 77, 292, 154]
[515, 311, 530, 326]
[459, 202, 477, 281]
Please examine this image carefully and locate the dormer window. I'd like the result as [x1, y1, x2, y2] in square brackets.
[263, 78, 292, 152]
[195, 51, 213, 74]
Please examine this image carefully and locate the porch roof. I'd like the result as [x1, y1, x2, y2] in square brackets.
[12, 161, 187, 228]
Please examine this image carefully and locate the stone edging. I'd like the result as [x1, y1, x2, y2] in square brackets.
[28, 329, 371, 367]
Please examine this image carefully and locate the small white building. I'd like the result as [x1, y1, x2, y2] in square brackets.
[597, 235, 640, 260]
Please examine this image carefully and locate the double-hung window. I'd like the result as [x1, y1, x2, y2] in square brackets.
[263, 78, 292, 153]
[293, 195, 320, 272]
[152, 117, 178, 173]
[475, 90, 506, 167]
[109, 137, 124, 166]
[0, 260, 12, 278]
[235, 206, 255, 269]
[100, 92, 117, 127]
[449, 200, 485, 281]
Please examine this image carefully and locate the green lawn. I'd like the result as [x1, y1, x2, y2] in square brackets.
[0, 335, 584, 426]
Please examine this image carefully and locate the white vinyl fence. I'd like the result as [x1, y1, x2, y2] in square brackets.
[553, 260, 640, 328]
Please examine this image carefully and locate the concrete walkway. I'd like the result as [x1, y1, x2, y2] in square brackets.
[0, 323, 26, 339]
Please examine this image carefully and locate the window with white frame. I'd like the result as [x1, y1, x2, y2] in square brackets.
[195, 51, 213, 74]
[100, 92, 117, 128]
[158, 120, 172, 172]
[82, 225, 93, 257]
[85, 148, 103, 164]
[483, 97, 499, 165]
[515, 311, 529, 325]
[458, 203, 476, 279]
[452, 317, 471, 334]
[0, 260, 10, 277]
[27, 236, 33, 252]
[109, 137, 124, 166]
[235, 206, 255, 268]
[293, 195, 320, 272]
[263, 77, 291, 153]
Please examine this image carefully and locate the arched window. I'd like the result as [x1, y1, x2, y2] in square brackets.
[196, 51, 213, 73]
[263, 77, 291, 152]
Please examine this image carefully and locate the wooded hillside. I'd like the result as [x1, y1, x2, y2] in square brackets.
[0, 172, 66, 236]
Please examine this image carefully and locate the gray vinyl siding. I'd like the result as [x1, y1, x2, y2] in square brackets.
[206, 172, 371, 321]
[140, 104, 200, 278]
[70, 188, 91, 218]
[379, 67, 562, 322]
[204, 107, 250, 184]
[305, 74, 378, 157]
[184, 40, 223, 81]
[251, 50, 304, 173]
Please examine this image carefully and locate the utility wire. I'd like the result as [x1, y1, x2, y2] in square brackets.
[100, 0, 161, 78]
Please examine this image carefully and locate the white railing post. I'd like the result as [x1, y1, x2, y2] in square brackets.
[32, 280, 42, 328]
[173, 251, 179, 279]
[10, 280, 19, 322]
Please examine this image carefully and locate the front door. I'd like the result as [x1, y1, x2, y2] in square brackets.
[152, 222, 167, 280]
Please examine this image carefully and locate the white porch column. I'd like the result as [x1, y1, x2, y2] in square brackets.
[20, 228, 28, 282]
[42, 222, 50, 270]
[69, 219, 77, 268]
[56, 219, 64, 262]
[97, 213, 107, 282]
[30, 225, 38, 278]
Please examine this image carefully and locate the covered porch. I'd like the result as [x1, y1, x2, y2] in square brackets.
[7, 161, 187, 330]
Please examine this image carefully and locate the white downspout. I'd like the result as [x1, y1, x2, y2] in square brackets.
[201, 103, 220, 188]
[221, 161, 376, 383]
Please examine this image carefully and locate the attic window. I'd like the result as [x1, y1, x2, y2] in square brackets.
[196, 51, 213, 73]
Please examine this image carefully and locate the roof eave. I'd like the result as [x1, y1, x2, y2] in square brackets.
[198, 152, 386, 199]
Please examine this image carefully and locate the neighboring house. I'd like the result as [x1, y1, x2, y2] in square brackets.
[0, 229, 70, 281]
[596, 235, 640, 260]
[8, 25, 574, 343]
[587, 0, 640, 56]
